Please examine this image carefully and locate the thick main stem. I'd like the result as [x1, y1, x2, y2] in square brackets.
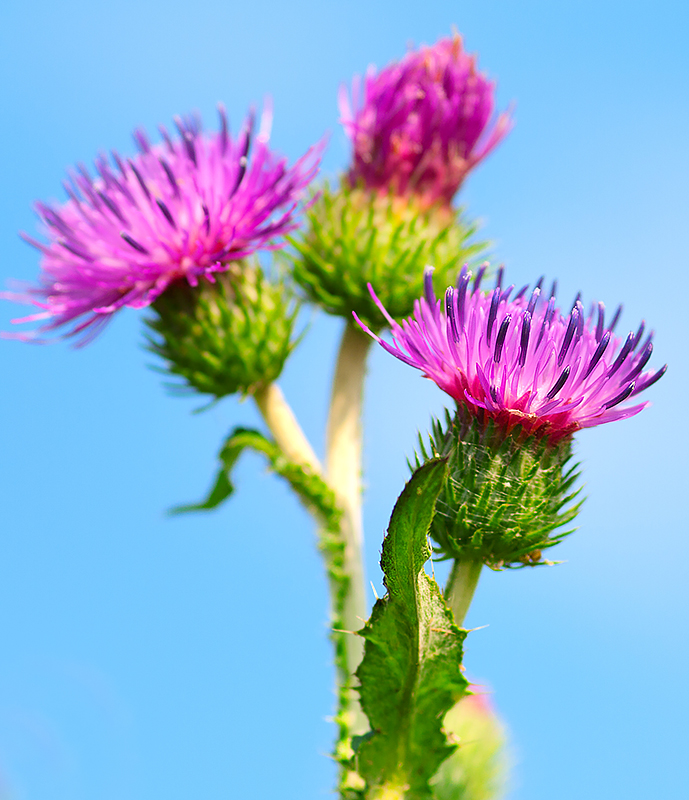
[253, 383, 322, 475]
[326, 321, 372, 736]
[445, 559, 483, 627]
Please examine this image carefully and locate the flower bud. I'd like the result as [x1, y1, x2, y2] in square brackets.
[147, 263, 298, 399]
[414, 407, 582, 567]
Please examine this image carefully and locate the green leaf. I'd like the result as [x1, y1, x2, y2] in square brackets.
[356, 459, 469, 800]
[170, 426, 341, 534]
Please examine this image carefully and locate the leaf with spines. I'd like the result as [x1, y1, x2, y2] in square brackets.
[170, 426, 359, 766]
[356, 459, 469, 800]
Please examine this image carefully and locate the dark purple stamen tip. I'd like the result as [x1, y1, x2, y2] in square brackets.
[571, 292, 581, 311]
[133, 129, 151, 154]
[97, 191, 126, 224]
[486, 288, 500, 345]
[514, 284, 529, 302]
[608, 331, 635, 376]
[519, 311, 531, 366]
[159, 159, 180, 198]
[558, 306, 579, 366]
[218, 104, 229, 155]
[59, 240, 93, 261]
[584, 330, 611, 378]
[632, 364, 667, 394]
[595, 302, 605, 343]
[158, 125, 175, 153]
[535, 276, 544, 291]
[549, 280, 558, 299]
[120, 232, 150, 255]
[111, 150, 127, 178]
[183, 133, 198, 167]
[156, 199, 177, 229]
[547, 365, 571, 399]
[202, 204, 211, 235]
[495, 265, 504, 289]
[473, 264, 487, 294]
[604, 381, 635, 409]
[500, 284, 514, 304]
[575, 300, 584, 340]
[527, 286, 541, 316]
[608, 304, 623, 332]
[456, 268, 471, 327]
[231, 156, 248, 198]
[424, 267, 436, 307]
[624, 341, 653, 382]
[494, 314, 511, 363]
[631, 320, 645, 351]
[445, 287, 460, 343]
[128, 160, 151, 201]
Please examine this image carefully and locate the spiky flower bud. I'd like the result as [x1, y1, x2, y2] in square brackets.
[360, 266, 666, 565]
[292, 182, 485, 330]
[147, 263, 298, 399]
[292, 32, 508, 329]
[414, 407, 582, 567]
[340, 33, 511, 208]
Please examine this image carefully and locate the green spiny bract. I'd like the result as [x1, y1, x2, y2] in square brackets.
[290, 181, 487, 331]
[413, 408, 584, 568]
[146, 262, 298, 399]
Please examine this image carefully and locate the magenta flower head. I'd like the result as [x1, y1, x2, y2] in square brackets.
[357, 266, 667, 567]
[357, 266, 666, 443]
[339, 34, 512, 207]
[5, 103, 321, 343]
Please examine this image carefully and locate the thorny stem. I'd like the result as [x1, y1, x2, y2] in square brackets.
[326, 321, 373, 738]
[254, 376, 370, 768]
[445, 559, 483, 627]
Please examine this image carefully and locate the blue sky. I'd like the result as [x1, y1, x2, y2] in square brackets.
[0, 1, 687, 798]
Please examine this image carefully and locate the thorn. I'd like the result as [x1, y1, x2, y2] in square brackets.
[370, 581, 379, 600]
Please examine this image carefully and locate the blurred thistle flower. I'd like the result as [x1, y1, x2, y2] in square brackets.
[432, 690, 510, 800]
[339, 33, 512, 207]
[4, 103, 321, 343]
[357, 266, 666, 442]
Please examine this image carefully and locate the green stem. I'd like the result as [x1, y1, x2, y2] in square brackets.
[445, 559, 483, 627]
[326, 321, 373, 738]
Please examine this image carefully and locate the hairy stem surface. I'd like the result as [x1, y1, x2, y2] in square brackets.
[327, 321, 372, 737]
[445, 559, 483, 627]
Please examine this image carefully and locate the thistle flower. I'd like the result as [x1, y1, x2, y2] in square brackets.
[5, 104, 321, 342]
[339, 34, 512, 207]
[357, 266, 666, 442]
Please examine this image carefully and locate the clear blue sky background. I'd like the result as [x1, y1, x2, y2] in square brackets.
[0, 1, 687, 798]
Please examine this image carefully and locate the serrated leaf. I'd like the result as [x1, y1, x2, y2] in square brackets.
[356, 459, 469, 800]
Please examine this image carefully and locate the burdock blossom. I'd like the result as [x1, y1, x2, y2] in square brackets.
[5, 104, 321, 341]
[356, 266, 666, 442]
[339, 34, 512, 207]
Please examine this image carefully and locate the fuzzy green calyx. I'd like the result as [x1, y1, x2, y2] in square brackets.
[413, 408, 584, 568]
[290, 181, 487, 331]
[147, 262, 298, 399]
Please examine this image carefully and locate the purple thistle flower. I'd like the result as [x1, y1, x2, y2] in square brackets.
[355, 267, 666, 442]
[339, 34, 512, 208]
[4, 104, 322, 343]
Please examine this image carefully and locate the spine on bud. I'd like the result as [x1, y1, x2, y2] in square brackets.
[147, 262, 298, 399]
[412, 406, 584, 569]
